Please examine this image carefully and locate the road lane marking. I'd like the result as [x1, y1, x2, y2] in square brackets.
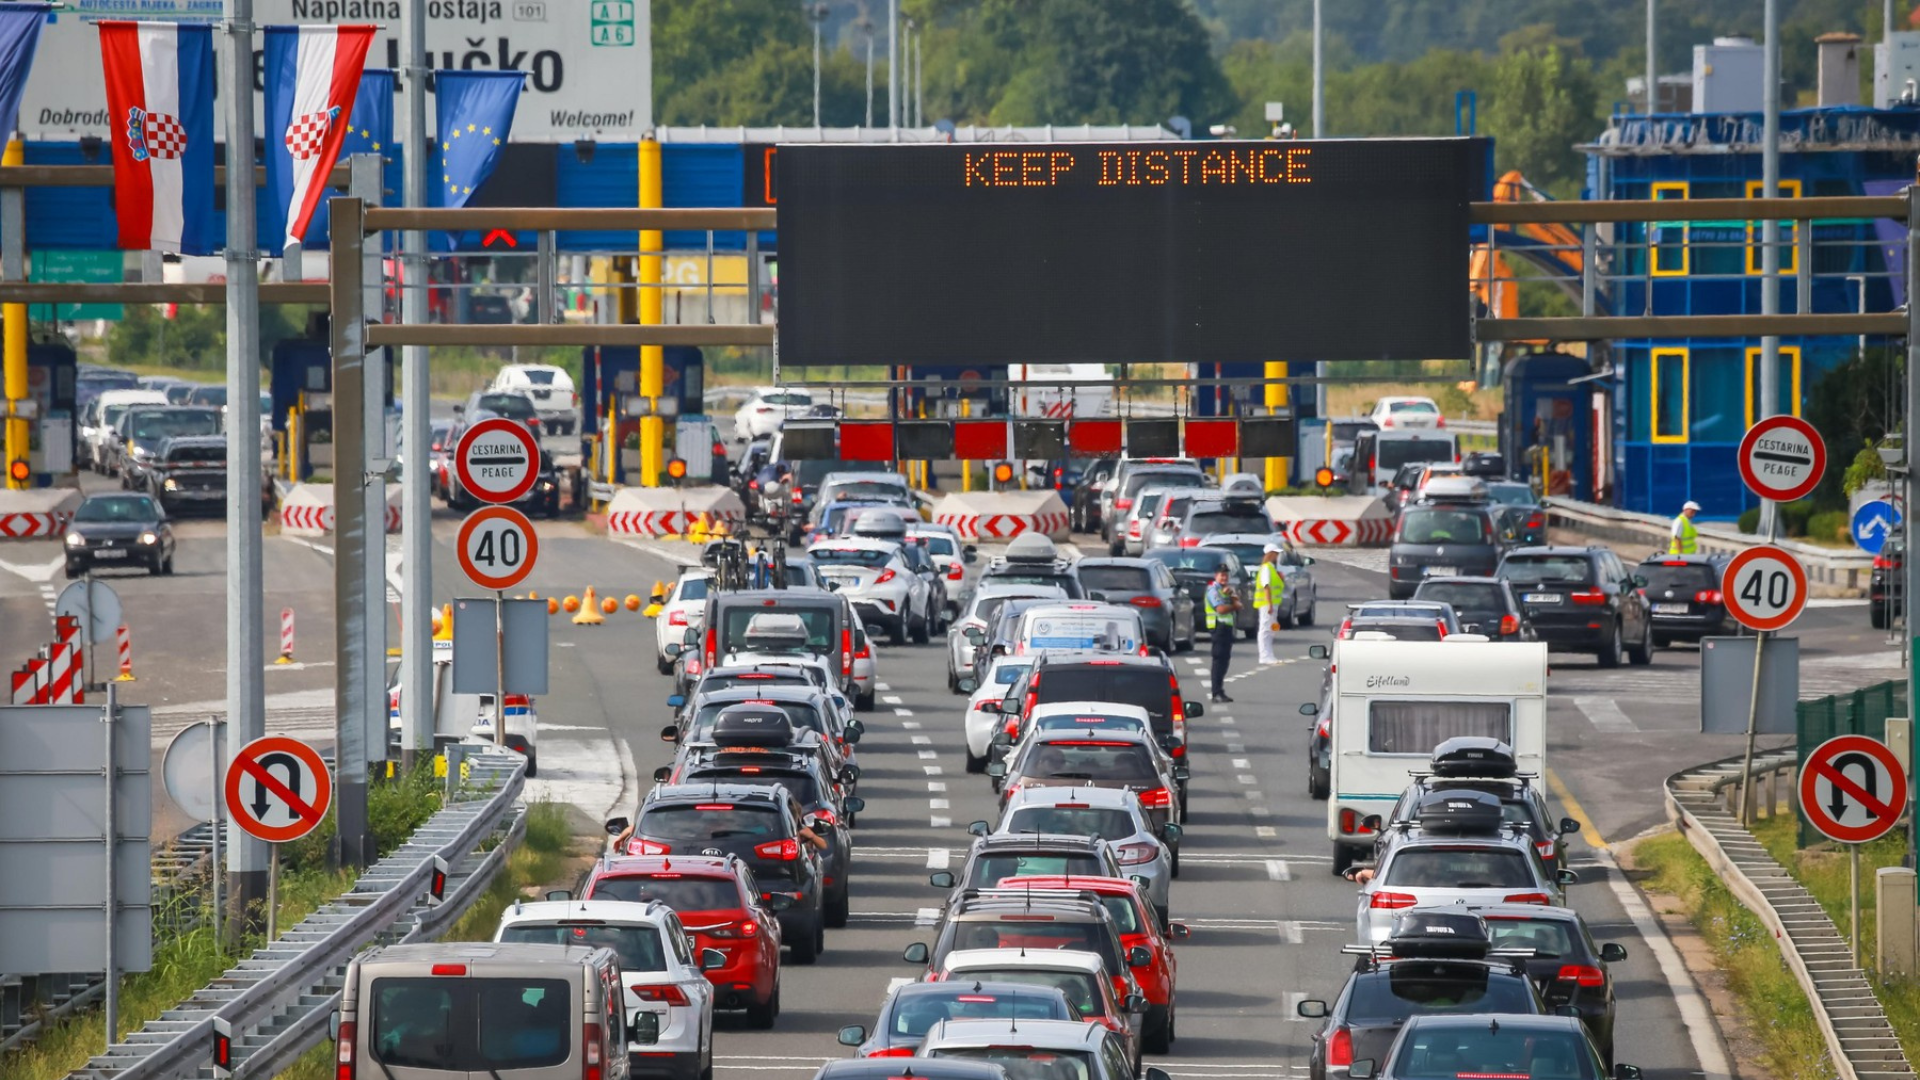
[1281, 921, 1304, 944]
[1595, 844, 1734, 1080]
[1247, 805, 1270, 817]
[930, 816, 951, 828]
[901, 720, 922, 729]
[1255, 826, 1277, 839]
[883, 695, 904, 704]
[918, 750, 938, 759]
[1573, 695, 1638, 733]
[1243, 790, 1264, 800]
[1219, 716, 1236, 724]
[1545, 768, 1611, 852]
[926, 848, 950, 870]
[895, 708, 915, 716]
[930, 798, 950, 809]
[911, 735, 932, 744]
[1285, 991, 1311, 1021]
[1265, 859, 1290, 881]
[1232, 758, 1251, 769]
[1236, 774, 1257, 784]
[876, 682, 891, 691]
[924, 765, 944, 775]
[927, 781, 947, 792]
[915, 906, 940, 925]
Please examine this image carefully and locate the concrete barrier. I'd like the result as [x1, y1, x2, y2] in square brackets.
[605, 485, 746, 538]
[0, 488, 82, 540]
[279, 483, 404, 536]
[933, 491, 1070, 542]
[1267, 495, 1394, 547]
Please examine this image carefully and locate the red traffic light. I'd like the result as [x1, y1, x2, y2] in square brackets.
[8, 460, 29, 482]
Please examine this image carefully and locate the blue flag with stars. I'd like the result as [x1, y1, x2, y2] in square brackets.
[293, 68, 394, 248]
[435, 69, 522, 217]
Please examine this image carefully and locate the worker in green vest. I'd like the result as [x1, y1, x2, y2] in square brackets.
[1205, 563, 1241, 703]
[1255, 543, 1287, 664]
[1669, 499, 1701, 555]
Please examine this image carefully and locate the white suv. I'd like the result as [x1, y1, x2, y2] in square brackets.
[733, 386, 815, 441]
[490, 363, 578, 434]
[494, 899, 718, 1080]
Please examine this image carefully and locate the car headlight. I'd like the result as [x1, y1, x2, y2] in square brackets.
[138, 531, 158, 545]
[163, 478, 179, 491]
[64, 532, 84, 547]
[129, 446, 151, 461]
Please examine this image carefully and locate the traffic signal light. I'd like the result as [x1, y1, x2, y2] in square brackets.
[8, 459, 28, 483]
[665, 457, 688, 481]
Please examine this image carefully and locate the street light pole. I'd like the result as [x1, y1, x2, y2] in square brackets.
[809, 3, 824, 128]
[1311, 0, 1323, 138]
[888, 0, 899, 137]
[1759, 0, 1782, 537]
[1646, 0, 1657, 114]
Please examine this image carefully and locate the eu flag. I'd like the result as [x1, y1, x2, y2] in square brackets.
[294, 68, 393, 249]
[0, 4, 48, 151]
[435, 70, 522, 210]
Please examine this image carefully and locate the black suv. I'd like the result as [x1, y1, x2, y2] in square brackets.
[1411, 577, 1536, 641]
[631, 782, 828, 962]
[930, 833, 1124, 897]
[1873, 538, 1904, 630]
[1388, 503, 1505, 599]
[1373, 738, 1580, 873]
[909, 888, 1141, 980]
[1497, 545, 1653, 667]
[1004, 653, 1201, 770]
[1636, 553, 1734, 645]
[145, 434, 228, 515]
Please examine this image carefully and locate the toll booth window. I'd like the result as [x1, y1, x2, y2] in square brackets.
[1745, 178, 1801, 275]
[1649, 181, 1689, 276]
[371, 979, 456, 1068]
[475, 978, 572, 1069]
[1649, 348, 1689, 444]
[1743, 346, 1802, 428]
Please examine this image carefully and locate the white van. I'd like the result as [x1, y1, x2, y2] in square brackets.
[83, 389, 169, 473]
[1316, 636, 1547, 873]
[333, 940, 633, 1080]
[388, 644, 540, 775]
[1347, 428, 1458, 498]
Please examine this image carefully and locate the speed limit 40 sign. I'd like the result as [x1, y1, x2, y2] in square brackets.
[457, 506, 539, 591]
[1721, 545, 1808, 632]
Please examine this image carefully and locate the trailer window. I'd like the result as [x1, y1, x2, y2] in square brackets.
[1367, 701, 1510, 754]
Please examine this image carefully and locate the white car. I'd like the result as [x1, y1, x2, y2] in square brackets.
[733, 386, 816, 441]
[490, 363, 579, 434]
[918, 1017, 1149, 1080]
[1367, 395, 1445, 430]
[1011, 602, 1147, 657]
[807, 537, 936, 646]
[946, 584, 1069, 692]
[84, 389, 169, 473]
[927, 950, 1149, 1076]
[909, 522, 975, 614]
[494, 899, 717, 1079]
[653, 570, 714, 674]
[850, 613, 879, 710]
[963, 655, 1037, 771]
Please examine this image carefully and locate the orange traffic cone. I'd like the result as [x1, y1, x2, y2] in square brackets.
[573, 586, 606, 626]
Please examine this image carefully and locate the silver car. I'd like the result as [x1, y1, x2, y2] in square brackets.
[1199, 533, 1319, 628]
[849, 612, 879, 710]
[1354, 829, 1569, 943]
[987, 783, 1179, 923]
[807, 537, 936, 646]
[945, 583, 1068, 692]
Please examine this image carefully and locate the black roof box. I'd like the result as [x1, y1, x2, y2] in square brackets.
[1430, 736, 1517, 778]
[1413, 789, 1506, 835]
[1386, 909, 1491, 959]
[709, 703, 796, 748]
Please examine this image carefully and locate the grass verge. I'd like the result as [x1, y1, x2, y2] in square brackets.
[1631, 830, 1834, 1080]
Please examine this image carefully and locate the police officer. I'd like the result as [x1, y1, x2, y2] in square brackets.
[1255, 542, 1288, 664]
[1669, 499, 1701, 555]
[1205, 563, 1241, 702]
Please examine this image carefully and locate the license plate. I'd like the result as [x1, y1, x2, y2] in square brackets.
[1652, 603, 1689, 614]
[1524, 592, 1560, 604]
[93, 548, 128, 560]
[1423, 566, 1458, 577]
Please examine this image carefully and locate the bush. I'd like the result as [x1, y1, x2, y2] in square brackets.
[280, 763, 444, 874]
[1738, 508, 1761, 534]
[1806, 510, 1850, 544]
[1779, 500, 1815, 537]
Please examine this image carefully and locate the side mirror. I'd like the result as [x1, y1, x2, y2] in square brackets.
[1127, 945, 1152, 967]
[929, 871, 956, 889]
[701, 948, 727, 972]
[1295, 999, 1328, 1019]
[1145, 1069, 1174, 1080]
[329, 1009, 341, 1041]
[1172, 763, 1191, 782]
[992, 730, 1014, 749]
[844, 796, 867, 813]
[1299, 702, 1319, 716]
[1614, 1067, 1643, 1080]
[847, 719, 866, 737]
[760, 892, 796, 911]
[1185, 700, 1204, 718]
[1168, 922, 1191, 939]
[957, 677, 978, 693]
[1125, 993, 1148, 1013]
[968, 820, 990, 837]
[1560, 817, 1581, 836]
[1308, 644, 1330, 660]
[1362, 815, 1383, 832]
[980, 700, 1005, 716]
[452, 404, 465, 416]
[664, 642, 685, 657]
[652, 765, 671, 784]
[843, 727, 863, 745]
[808, 816, 836, 835]
[964, 545, 979, 563]
[903, 942, 931, 964]
[1087, 591, 1108, 603]
[1558, 868, 1580, 886]
[1304, 556, 1316, 565]
[666, 694, 687, 709]
[840, 765, 862, 784]
[1350, 1061, 1377, 1080]
[545, 889, 571, 901]
[963, 627, 986, 645]
[1161, 823, 1184, 842]
[1600, 942, 1628, 963]
[986, 761, 1007, 778]
[659, 724, 680, 743]
[605, 817, 630, 836]
[836, 1025, 867, 1047]
[1632, 574, 1649, 589]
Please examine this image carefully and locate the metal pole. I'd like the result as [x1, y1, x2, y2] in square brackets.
[1759, 0, 1782, 536]
[865, 31, 874, 128]
[1906, 172, 1920, 871]
[536, 230, 555, 325]
[2, 136, 25, 491]
[266, 845, 277, 940]
[915, 30, 923, 127]
[812, 10, 822, 128]
[1852, 843, 1862, 966]
[223, 0, 269, 933]
[1646, 0, 1657, 113]
[329, 196, 371, 870]
[102, 681, 116, 1047]
[888, 0, 900, 135]
[1739, 631, 1768, 823]
[1890, 0, 1898, 41]
[1311, 0, 1324, 138]
[353, 155, 387, 771]
[209, 718, 221, 947]
[1797, 218, 1813, 315]
[400, 0, 433, 775]
[494, 591, 506, 748]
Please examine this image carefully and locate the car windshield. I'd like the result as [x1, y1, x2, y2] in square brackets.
[1485, 483, 1536, 506]
[1017, 741, 1158, 783]
[588, 874, 741, 912]
[188, 387, 228, 407]
[1033, 669, 1171, 721]
[1077, 566, 1151, 593]
[989, 662, 1035, 687]
[943, 969, 1104, 1021]
[1639, 561, 1719, 593]
[1398, 509, 1491, 545]
[687, 767, 823, 806]
[497, 922, 668, 972]
[1378, 439, 1455, 470]
[638, 804, 784, 842]
[810, 547, 891, 568]
[1383, 847, 1537, 889]
[829, 481, 909, 502]
[971, 853, 1102, 890]
[1005, 806, 1137, 840]
[477, 394, 534, 418]
[1125, 470, 1204, 498]
[519, 369, 558, 385]
[1392, 400, 1440, 415]
[1349, 619, 1446, 641]
[720, 605, 835, 653]
[930, 1046, 1095, 1080]
[1500, 557, 1595, 586]
[1345, 969, 1537, 1025]
[130, 409, 221, 440]
[1203, 541, 1264, 566]
[1187, 509, 1271, 536]
[1413, 583, 1506, 616]
[1482, 916, 1578, 958]
[74, 496, 157, 522]
[1145, 548, 1231, 575]
[1387, 1024, 1600, 1080]
[918, 534, 957, 557]
[890, 989, 1071, 1037]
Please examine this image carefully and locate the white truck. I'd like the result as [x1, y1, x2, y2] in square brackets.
[1318, 635, 1547, 874]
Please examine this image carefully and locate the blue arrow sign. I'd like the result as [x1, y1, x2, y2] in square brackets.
[1852, 500, 1902, 555]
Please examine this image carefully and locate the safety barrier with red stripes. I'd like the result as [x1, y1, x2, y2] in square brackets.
[279, 503, 402, 534]
[606, 508, 746, 537]
[934, 511, 1071, 542]
[0, 510, 73, 539]
[1283, 519, 1394, 547]
[12, 615, 85, 704]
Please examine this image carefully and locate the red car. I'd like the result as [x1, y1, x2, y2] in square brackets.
[1000, 874, 1188, 1052]
[581, 854, 785, 1028]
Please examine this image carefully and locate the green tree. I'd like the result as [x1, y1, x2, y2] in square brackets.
[1484, 45, 1597, 198]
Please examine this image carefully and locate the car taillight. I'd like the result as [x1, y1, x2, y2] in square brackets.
[1116, 841, 1159, 865]
[812, 808, 839, 828]
[793, 489, 803, 505]
[705, 626, 718, 666]
[1570, 588, 1607, 606]
[1526, 513, 1544, 530]
[1004, 718, 1022, 738]
[948, 563, 964, 580]
[669, 610, 688, 626]
[1179, 536, 1201, 547]
[1339, 809, 1374, 835]
[1436, 416, 1446, 428]
[1503, 892, 1552, 905]
[1168, 675, 1184, 725]
[1694, 590, 1722, 605]
[1557, 964, 1607, 987]
[1874, 553, 1896, 569]
[1316, 717, 1329, 737]
[749, 480, 760, 490]
[1128, 521, 1142, 539]
[1328, 1028, 1353, 1067]
[583, 1021, 603, 1080]
[1336, 617, 1353, 638]
[429, 442, 443, 453]
[1115, 498, 1133, 511]
[628, 839, 671, 855]
[335, 1020, 357, 1080]
[631, 984, 692, 1006]
[707, 920, 758, 939]
[865, 1047, 917, 1058]
[686, 658, 702, 676]
[1369, 891, 1417, 909]
[1136, 786, 1174, 810]
[1435, 619, 1448, 638]
[755, 838, 800, 860]
[855, 640, 871, 660]
[1499, 614, 1518, 636]
[875, 569, 897, 584]
[1130, 595, 1163, 608]
[842, 628, 853, 676]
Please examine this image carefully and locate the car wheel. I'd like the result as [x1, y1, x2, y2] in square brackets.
[890, 619, 907, 647]
[657, 654, 673, 676]
[1652, 634, 1672, 649]
[965, 747, 988, 774]
[1627, 624, 1653, 666]
[64, 562, 79, 580]
[911, 613, 931, 645]
[162, 553, 175, 575]
[856, 688, 875, 711]
[1596, 622, 1623, 668]
[788, 915, 820, 964]
[746, 982, 778, 1029]
[1144, 1004, 1174, 1054]
[1871, 602, 1888, 630]
[1243, 624, 1257, 640]
[1300, 593, 1317, 626]
[1171, 845, 1181, 878]
[1308, 764, 1330, 800]
[1331, 842, 1355, 876]
[826, 884, 850, 928]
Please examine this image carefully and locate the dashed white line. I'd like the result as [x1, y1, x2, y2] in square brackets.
[917, 750, 938, 759]
[930, 815, 951, 828]
[1219, 716, 1237, 725]
[1265, 859, 1291, 881]
[1280, 921, 1304, 944]
[927, 781, 947, 792]
[924, 765, 944, 775]
[1247, 805, 1270, 817]
[875, 682, 892, 692]
[1236, 774, 1257, 784]
[1244, 790, 1265, 801]
[1574, 695, 1639, 733]
[882, 695, 904, 705]
[1285, 991, 1310, 1020]
[910, 735, 932, 745]
[929, 798, 950, 809]
[1232, 758, 1251, 769]
[914, 906, 940, 926]
[926, 848, 950, 869]
[1255, 826, 1278, 839]
[894, 708, 915, 717]
[901, 721, 922, 730]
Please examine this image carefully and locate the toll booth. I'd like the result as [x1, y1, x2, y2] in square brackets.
[272, 339, 333, 482]
[1501, 350, 1600, 502]
[581, 345, 705, 484]
[25, 339, 77, 483]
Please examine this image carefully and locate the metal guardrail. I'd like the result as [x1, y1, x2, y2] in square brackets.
[1547, 496, 1873, 593]
[1666, 750, 1918, 1080]
[66, 747, 527, 1080]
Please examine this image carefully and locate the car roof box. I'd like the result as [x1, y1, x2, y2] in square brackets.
[1003, 534, 1061, 563]
[709, 704, 796, 748]
[1386, 909, 1491, 959]
[1430, 736, 1517, 778]
[1413, 789, 1507, 835]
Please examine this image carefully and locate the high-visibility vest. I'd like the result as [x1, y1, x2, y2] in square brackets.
[1254, 562, 1285, 609]
[1205, 585, 1226, 630]
[1670, 515, 1699, 555]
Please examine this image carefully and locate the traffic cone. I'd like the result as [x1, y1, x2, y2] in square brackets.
[433, 603, 454, 642]
[573, 586, 606, 626]
[624, 594, 642, 612]
[643, 581, 666, 618]
[688, 513, 709, 544]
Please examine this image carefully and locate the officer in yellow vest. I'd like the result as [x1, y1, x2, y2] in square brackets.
[1255, 542, 1287, 664]
[1669, 500, 1701, 555]
[1205, 564, 1241, 703]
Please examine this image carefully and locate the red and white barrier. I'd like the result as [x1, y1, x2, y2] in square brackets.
[114, 624, 135, 682]
[931, 491, 1071, 543]
[279, 483, 404, 537]
[1267, 495, 1396, 548]
[277, 607, 295, 664]
[603, 486, 747, 538]
[0, 488, 82, 541]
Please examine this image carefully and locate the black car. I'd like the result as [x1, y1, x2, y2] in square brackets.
[1411, 577, 1537, 641]
[1636, 553, 1734, 645]
[1296, 910, 1548, 1080]
[837, 980, 1078, 1059]
[1497, 546, 1653, 667]
[144, 434, 229, 515]
[1485, 481, 1549, 545]
[1072, 458, 1118, 534]
[1388, 504, 1505, 599]
[64, 493, 176, 577]
[930, 833, 1124, 897]
[1474, 904, 1628, 1067]
[631, 782, 828, 962]
[1075, 556, 1197, 652]
[1008, 652, 1201, 764]
[1873, 538, 1904, 630]
[118, 406, 222, 491]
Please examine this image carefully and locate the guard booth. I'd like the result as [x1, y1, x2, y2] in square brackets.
[272, 338, 333, 482]
[25, 338, 77, 483]
[581, 345, 705, 485]
[1501, 350, 1601, 502]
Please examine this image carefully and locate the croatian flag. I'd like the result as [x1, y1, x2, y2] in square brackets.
[97, 21, 215, 255]
[263, 24, 376, 257]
